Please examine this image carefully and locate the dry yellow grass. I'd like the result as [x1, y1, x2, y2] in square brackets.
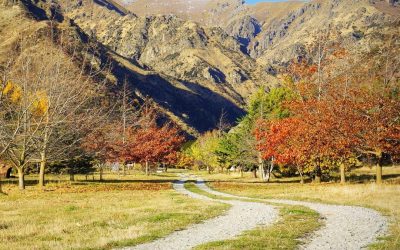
[0, 173, 228, 250]
[205, 167, 400, 249]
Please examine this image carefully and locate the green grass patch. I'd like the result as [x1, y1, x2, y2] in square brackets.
[184, 181, 233, 201]
[64, 205, 79, 212]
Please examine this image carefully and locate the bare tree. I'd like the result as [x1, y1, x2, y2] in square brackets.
[34, 47, 109, 187]
[0, 55, 46, 190]
[0, 37, 109, 189]
[216, 109, 231, 136]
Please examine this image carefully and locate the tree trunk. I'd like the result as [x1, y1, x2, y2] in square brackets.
[259, 163, 264, 181]
[240, 167, 244, 178]
[207, 166, 211, 174]
[165, 165, 168, 173]
[38, 152, 46, 187]
[299, 172, 304, 184]
[70, 173, 75, 181]
[265, 171, 270, 182]
[252, 168, 257, 178]
[340, 164, 346, 184]
[258, 153, 265, 181]
[376, 162, 383, 184]
[314, 166, 321, 184]
[145, 161, 149, 176]
[0, 175, 3, 194]
[18, 168, 25, 190]
[99, 165, 103, 182]
[266, 160, 274, 182]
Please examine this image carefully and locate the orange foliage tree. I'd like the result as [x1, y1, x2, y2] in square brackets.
[255, 37, 399, 184]
[255, 117, 309, 183]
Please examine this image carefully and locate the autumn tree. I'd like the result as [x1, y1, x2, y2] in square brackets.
[130, 122, 185, 174]
[0, 71, 48, 189]
[255, 117, 310, 183]
[354, 83, 400, 184]
[353, 35, 400, 184]
[242, 86, 295, 181]
[83, 97, 154, 175]
[84, 102, 185, 175]
[176, 151, 195, 170]
[259, 32, 400, 185]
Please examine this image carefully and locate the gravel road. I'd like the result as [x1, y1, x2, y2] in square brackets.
[126, 176, 278, 250]
[197, 178, 388, 250]
[126, 176, 387, 250]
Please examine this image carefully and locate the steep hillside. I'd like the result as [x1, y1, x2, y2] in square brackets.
[252, 0, 400, 68]
[116, 0, 245, 26]
[1, 0, 268, 136]
[59, 0, 274, 100]
[1, 0, 398, 136]
[116, 0, 399, 64]
[116, 0, 305, 28]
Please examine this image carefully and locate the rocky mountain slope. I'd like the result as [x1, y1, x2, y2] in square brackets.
[1, 0, 269, 136]
[117, 0, 399, 63]
[252, 0, 400, 69]
[0, 0, 399, 136]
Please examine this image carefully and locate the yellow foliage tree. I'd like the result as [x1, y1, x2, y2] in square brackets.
[31, 91, 49, 117]
[2, 81, 22, 103]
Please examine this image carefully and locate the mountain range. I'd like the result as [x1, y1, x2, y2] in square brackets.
[0, 0, 399, 136]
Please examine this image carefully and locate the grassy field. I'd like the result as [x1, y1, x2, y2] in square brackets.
[185, 182, 321, 250]
[201, 166, 400, 249]
[1, 166, 398, 249]
[0, 172, 228, 250]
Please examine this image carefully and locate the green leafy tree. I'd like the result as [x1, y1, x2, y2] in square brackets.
[188, 131, 220, 173]
[239, 86, 296, 180]
[48, 155, 96, 181]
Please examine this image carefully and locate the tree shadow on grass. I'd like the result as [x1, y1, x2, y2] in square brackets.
[2, 177, 177, 187]
[204, 173, 400, 186]
[204, 178, 307, 185]
[84, 179, 175, 184]
[346, 173, 400, 183]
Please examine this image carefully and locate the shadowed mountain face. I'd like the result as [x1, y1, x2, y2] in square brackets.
[1, 0, 399, 135]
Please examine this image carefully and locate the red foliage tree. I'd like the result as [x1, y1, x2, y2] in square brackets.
[126, 123, 185, 174]
[83, 119, 185, 175]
